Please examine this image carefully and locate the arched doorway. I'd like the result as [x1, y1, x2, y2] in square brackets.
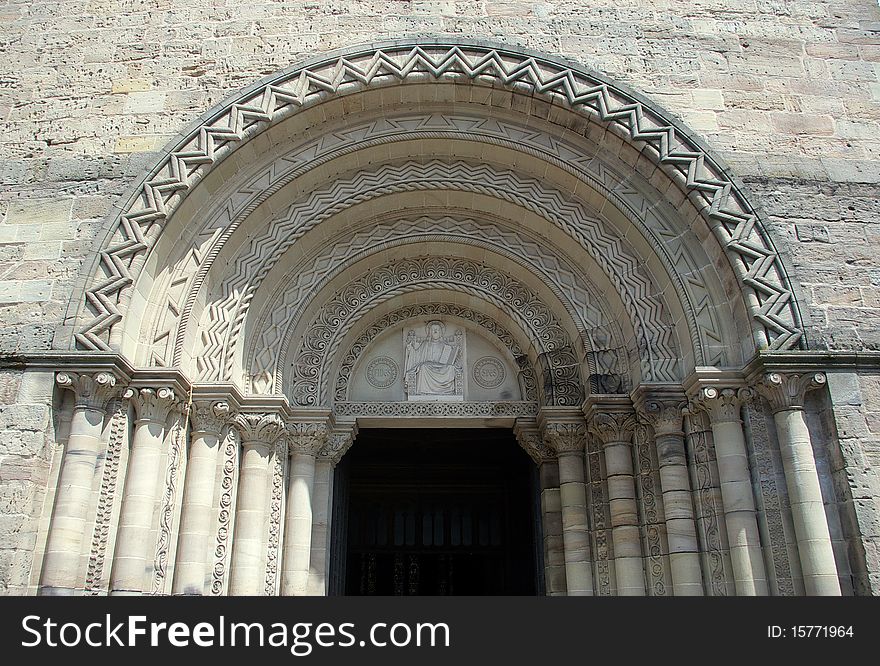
[32, 40, 857, 597]
[333, 428, 540, 596]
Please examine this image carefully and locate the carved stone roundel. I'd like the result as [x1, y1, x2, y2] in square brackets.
[473, 356, 506, 389]
[366, 356, 399, 389]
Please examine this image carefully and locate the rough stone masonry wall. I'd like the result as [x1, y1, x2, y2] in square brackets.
[0, 0, 879, 594]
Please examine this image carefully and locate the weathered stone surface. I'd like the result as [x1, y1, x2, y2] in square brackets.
[0, 0, 879, 596]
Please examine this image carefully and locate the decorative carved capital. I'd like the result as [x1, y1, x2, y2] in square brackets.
[123, 386, 178, 424]
[755, 372, 827, 413]
[56, 371, 121, 412]
[693, 386, 754, 424]
[190, 400, 234, 436]
[234, 412, 284, 444]
[542, 421, 587, 455]
[637, 398, 687, 437]
[589, 411, 638, 445]
[286, 421, 330, 456]
[514, 421, 554, 463]
[318, 425, 359, 465]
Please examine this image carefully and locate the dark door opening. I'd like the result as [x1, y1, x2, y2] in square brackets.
[330, 428, 541, 595]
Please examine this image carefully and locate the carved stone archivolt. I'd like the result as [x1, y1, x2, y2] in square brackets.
[242, 215, 621, 396]
[198, 162, 677, 387]
[72, 41, 800, 368]
[286, 256, 582, 407]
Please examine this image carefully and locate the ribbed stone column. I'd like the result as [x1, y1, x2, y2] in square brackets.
[110, 386, 177, 595]
[757, 372, 840, 595]
[172, 400, 233, 595]
[41, 371, 120, 595]
[229, 412, 283, 596]
[587, 400, 646, 596]
[636, 390, 704, 596]
[695, 386, 768, 595]
[280, 420, 329, 596]
[515, 420, 566, 596]
[541, 414, 592, 596]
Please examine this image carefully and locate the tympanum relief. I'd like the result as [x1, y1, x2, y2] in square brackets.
[347, 320, 522, 403]
[404, 321, 465, 401]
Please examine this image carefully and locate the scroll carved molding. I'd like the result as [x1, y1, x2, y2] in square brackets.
[211, 427, 239, 595]
[84, 400, 127, 595]
[684, 408, 728, 596]
[264, 438, 287, 596]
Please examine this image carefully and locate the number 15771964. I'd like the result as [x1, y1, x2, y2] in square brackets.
[768, 626, 854, 638]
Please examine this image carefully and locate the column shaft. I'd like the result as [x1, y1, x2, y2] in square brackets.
[710, 418, 769, 595]
[556, 452, 593, 596]
[229, 441, 272, 595]
[40, 405, 107, 594]
[109, 419, 166, 594]
[172, 429, 222, 594]
[655, 432, 703, 595]
[306, 460, 334, 596]
[281, 452, 316, 595]
[539, 460, 566, 596]
[603, 441, 646, 595]
[774, 408, 840, 595]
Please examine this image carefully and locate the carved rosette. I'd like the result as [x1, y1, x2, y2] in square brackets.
[589, 411, 638, 446]
[56, 371, 121, 412]
[123, 386, 178, 424]
[542, 421, 588, 455]
[286, 421, 330, 457]
[190, 401, 234, 436]
[756, 372, 827, 413]
[637, 398, 687, 437]
[693, 386, 754, 424]
[234, 412, 284, 445]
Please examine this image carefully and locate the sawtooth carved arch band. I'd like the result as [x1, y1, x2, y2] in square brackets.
[68, 39, 803, 371]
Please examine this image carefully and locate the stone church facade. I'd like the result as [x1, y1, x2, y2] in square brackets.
[1, 2, 879, 596]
